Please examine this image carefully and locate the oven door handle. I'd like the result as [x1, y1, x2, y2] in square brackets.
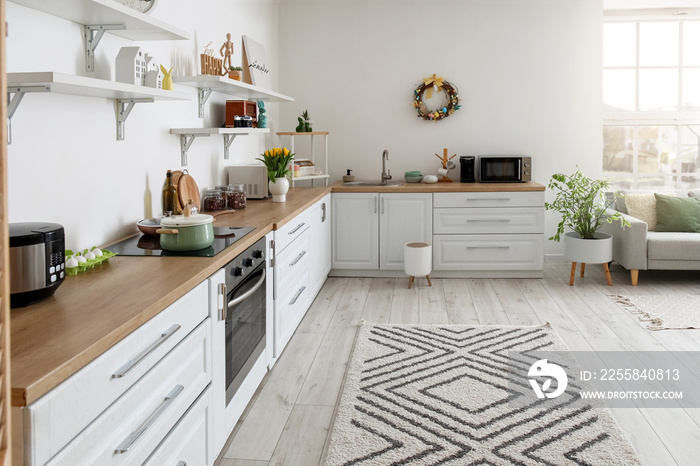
[228, 268, 266, 309]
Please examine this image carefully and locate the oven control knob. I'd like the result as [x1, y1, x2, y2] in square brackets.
[232, 267, 244, 277]
[253, 250, 263, 259]
[243, 258, 254, 267]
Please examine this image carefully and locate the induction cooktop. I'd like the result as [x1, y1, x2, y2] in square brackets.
[107, 226, 256, 257]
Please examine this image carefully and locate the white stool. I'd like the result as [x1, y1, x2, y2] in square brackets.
[404, 242, 432, 289]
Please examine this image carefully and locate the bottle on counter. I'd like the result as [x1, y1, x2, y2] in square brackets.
[162, 170, 178, 216]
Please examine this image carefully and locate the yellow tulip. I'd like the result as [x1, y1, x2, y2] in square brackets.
[283, 148, 290, 156]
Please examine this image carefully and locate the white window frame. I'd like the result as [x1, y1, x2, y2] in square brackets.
[603, 11, 700, 190]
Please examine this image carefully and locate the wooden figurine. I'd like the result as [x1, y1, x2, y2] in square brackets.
[220, 33, 234, 75]
[435, 148, 457, 182]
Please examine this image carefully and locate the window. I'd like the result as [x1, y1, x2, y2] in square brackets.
[603, 19, 700, 189]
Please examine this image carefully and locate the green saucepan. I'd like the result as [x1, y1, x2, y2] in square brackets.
[156, 213, 214, 251]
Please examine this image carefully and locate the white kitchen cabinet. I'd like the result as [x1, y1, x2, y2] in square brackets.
[309, 193, 331, 296]
[331, 193, 379, 270]
[331, 193, 432, 271]
[432, 191, 544, 277]
[16, 281, 208, 465]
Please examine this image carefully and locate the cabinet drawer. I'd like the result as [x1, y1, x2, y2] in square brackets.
[275, 209, 311, 253]
[433, 191, 543, 208]
[434, 208, 544, 234]
[44, 321, 211, 466]
[143, 387, 211, 466]
[275, 228, 311, 298]
[433, 234, 544, 271]
[274, 269, 310, 357]
[25, 281, 208, 465]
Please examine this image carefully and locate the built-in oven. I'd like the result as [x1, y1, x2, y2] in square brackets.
[222, 236, 267, 403]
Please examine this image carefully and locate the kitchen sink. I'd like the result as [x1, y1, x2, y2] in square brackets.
[342, 180, 404, 187]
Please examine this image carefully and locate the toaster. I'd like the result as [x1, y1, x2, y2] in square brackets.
[226, 165, 270, 199]
[9, 222, 66, 308]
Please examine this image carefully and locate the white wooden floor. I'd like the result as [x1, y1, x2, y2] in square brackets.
[216, 263, 700, 466]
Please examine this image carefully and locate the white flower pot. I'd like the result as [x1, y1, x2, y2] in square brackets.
[269, 177, 289, 202]
[564, 231, 613, 264]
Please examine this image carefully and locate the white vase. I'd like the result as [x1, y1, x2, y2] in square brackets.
[564, 231, 613, 264]
[269, 177, 289, 202]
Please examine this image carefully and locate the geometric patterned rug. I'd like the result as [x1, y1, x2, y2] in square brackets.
[325, 322, 641, 465]
[609, 294, 700, 331]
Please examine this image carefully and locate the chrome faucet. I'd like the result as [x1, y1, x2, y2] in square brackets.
[381, 149, 392, 185]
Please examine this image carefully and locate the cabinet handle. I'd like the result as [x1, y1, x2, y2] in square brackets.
[466, 198, 511, 202]
[218, 282, 227, 321]
[176, 462, 186, 466]
[115, 384, 184, 454]
[381, 197, 385, 214]
[466, 219, 511, 223]
[112, 324, 181, 379]
[288, 222, 306, 235]
[321, 202, 327, 222]
[466, 246, 510, 250]
[374, 197, 377, 214]
[290, 250, 307, 266]
[228, 268, 266, 308]
[290, 286, 306, 306]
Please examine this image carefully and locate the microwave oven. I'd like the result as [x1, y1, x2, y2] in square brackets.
[226, 165, 270, 199]
[478, 156, 532, 183]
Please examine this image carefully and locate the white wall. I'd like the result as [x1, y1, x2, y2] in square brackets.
[278, 0, 603, 255]
[6, 0, 603, 256]
[6, 0, 281, 250]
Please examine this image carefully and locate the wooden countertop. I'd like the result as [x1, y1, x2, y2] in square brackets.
[10, 187, 330, 407]
[331, 180, 546, 192]
[11, 181, 545, 407]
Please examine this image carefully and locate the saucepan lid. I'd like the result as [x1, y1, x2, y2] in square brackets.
[160, 213, 213, 227]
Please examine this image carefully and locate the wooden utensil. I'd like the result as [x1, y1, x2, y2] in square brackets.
[177, 170, 201, 211]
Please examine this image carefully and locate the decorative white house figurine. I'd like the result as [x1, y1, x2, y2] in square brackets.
[143, 53, 163, 88]
[115, 46, 146, 85]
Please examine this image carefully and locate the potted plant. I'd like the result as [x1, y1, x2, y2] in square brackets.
[256, 147, 294, 202]
[295, 109, 312, 132]
[227, 66, 243, 81]
[545, 167, 630, 283]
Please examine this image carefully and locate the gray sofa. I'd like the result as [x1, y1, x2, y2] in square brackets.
[600, 190, 700, 285]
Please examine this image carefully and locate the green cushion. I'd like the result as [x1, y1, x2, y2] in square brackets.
[654, 193, 700, 232]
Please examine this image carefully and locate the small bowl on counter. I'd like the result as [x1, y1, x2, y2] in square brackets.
[404, 171, 423, 183]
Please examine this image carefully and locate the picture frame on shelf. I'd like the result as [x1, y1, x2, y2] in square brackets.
[242, 35, 271, 89]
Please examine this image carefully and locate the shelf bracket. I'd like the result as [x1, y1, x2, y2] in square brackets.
[6, 85, 51, 144]
[117, 98, 153, 141]
[223, 134, 238, 160]
[84, 24, 126, 72]
[197, 88, 213, 118]
[178, 133, 210, 166]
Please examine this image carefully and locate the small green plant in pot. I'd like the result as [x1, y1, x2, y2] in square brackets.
[545, 167, 630, 284]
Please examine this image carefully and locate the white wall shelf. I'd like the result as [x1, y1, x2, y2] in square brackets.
[7, 72, 191, 141]
[277, 132, 329, 187]
[9, 0, 190, 71]
[174, 75, 294, 118]
[169, 127, 270, 166]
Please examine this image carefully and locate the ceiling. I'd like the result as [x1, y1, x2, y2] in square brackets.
[605, 0, 700, 8]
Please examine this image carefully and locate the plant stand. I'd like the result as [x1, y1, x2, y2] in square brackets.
[277, 132, 329, 187]
[569, 262, 612, 286]
[564, 232, 613, 286]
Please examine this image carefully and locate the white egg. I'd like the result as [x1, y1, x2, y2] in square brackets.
[85, 252, 96, 260]
[76, 255, 87, 264]
[66, 257, 79, 268]
[92, 248, 103, 257]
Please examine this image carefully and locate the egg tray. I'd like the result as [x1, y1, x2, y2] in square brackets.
[64, 249, 117, 276]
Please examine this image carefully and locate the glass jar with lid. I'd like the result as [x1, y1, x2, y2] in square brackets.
[228, 183, 246, 209]
[202, 189, 225, 212]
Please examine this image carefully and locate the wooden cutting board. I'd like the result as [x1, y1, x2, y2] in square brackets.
[177, 171, 201, 210]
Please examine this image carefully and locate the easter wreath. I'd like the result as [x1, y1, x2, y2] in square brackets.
[412, 74, 461, 122]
